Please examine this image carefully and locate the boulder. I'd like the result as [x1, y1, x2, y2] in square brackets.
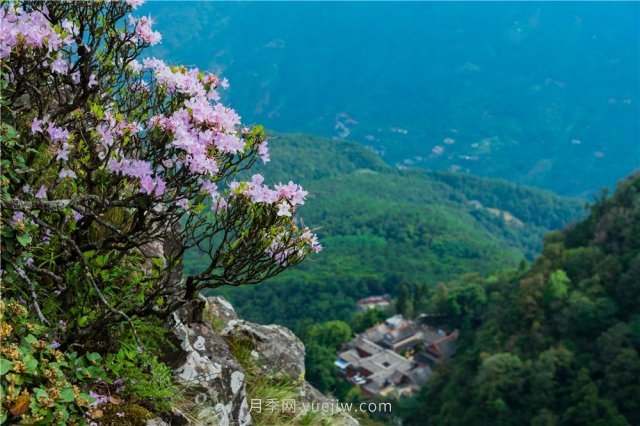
[146, 419, 170, 426]
[168, 307, 251, 425]
[299, 382, 361, 426]
[203, 296, 238, 325]
[163, 297, 359, 425]
[222, 319, 306, 380]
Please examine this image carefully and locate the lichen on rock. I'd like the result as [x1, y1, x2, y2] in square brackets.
[163, 295, 359, 425]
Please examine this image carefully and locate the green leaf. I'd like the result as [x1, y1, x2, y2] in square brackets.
[86, 352, 101, 363]
[80, 392, 95, 405]
[0, 358, 13, 375]
[17, 234, 32, 247]
[24, 334, 38, 345]
[60, 387, 75, 403]
[24, 358, 38, 373]
[77, 316, 89, 327]
[34, 388, 47, 401]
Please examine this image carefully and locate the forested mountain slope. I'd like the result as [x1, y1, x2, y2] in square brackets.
[144, 1, 639, 197]
[189, 133, 584, 331]
[400, 173, 640, 425]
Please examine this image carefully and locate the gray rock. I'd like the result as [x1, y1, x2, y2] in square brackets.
[298, 382, 361, 426]
[203, 295, 238, 325]
[222, 319, 306, 380]
[145, 419, 170, 426]
[170, 311, 252, 426]
[165, 298, 359, 425]
[139, 240, 166, 272]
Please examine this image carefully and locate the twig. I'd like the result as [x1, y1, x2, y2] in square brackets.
[66, 235, 143, 349]
[20, 209, 144, 349]
[24, 263, 66, 290]
[11, 262, 51, 327]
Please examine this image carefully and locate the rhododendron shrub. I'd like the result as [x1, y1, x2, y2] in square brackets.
[0, 1, 321, 345]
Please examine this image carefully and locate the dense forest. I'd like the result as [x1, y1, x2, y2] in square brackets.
[192, 133, 585, 332]
[396, 173, 640, 425]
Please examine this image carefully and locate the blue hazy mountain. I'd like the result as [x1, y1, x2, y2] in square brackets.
[143, 1, 639, 196]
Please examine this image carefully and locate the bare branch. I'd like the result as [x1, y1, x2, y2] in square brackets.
[11, 262, 51, 327]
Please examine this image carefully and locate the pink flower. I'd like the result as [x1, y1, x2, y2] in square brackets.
[138, 175, 166, 197]
[211, 103, 240, 128]
[206, 88, 220, 101]
[50, 57, 69, 74]
[0, 9, 65, 58]
[276, 201, 291, 217]
[108, 158, 152, 179]
[258, 141, 270, 163]
[47, 124, 70, 143]
[301, 228, 323, 253]
[60, 19, 78, 36]
[142, 57, 166, 70]
[244, 175, 279, 204]
[131, 15, 162, 46]
[31, 118, 44, 134]
[108, 158, 166, 197]
[251, 174, 265, 187]
[139, 175, 156, 195]
[126, 0, 145, 8]
[12, 212, 24, 223]
[128, 59, 143, 73]
[58, 169, 76, 180]
[214, 133, 244, 155]
[214, 196, 228, 212]
[35, 185, 47, 199]
[274, 181, 308, 206]
[56, 142, 70, 161]
[201, 180, 219, 199]
[153, 178, 166, 197]
[176, 198, 189, 210]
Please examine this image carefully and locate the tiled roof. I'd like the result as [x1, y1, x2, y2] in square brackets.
[352, 337, 384, 357]
[337, 314, 459, 396]
[338, 349, 362, 365]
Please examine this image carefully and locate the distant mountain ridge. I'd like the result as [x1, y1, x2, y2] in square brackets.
[189, 132, 585, 331]
[144, 1, 639, 196]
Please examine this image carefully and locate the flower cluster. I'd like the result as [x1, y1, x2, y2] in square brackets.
[229, 174, 309, 218]
[107, 159, 166, 197]
[128, 14, 161, 46]
[2, 2, 310, 221]
[3, 0, 321, 302]
[0, 7, 70, 59]
[125, 0, 146, 9]
[266, 226, 323, 265]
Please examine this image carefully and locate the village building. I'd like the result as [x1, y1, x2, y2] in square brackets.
[335, 314, 458, 396]
[357, 294, 392, 311]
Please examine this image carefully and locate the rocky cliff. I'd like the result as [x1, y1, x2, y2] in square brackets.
[150, 295, 359, 426]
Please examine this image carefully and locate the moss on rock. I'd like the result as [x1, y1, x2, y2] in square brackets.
[100, 403, 154, 426]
